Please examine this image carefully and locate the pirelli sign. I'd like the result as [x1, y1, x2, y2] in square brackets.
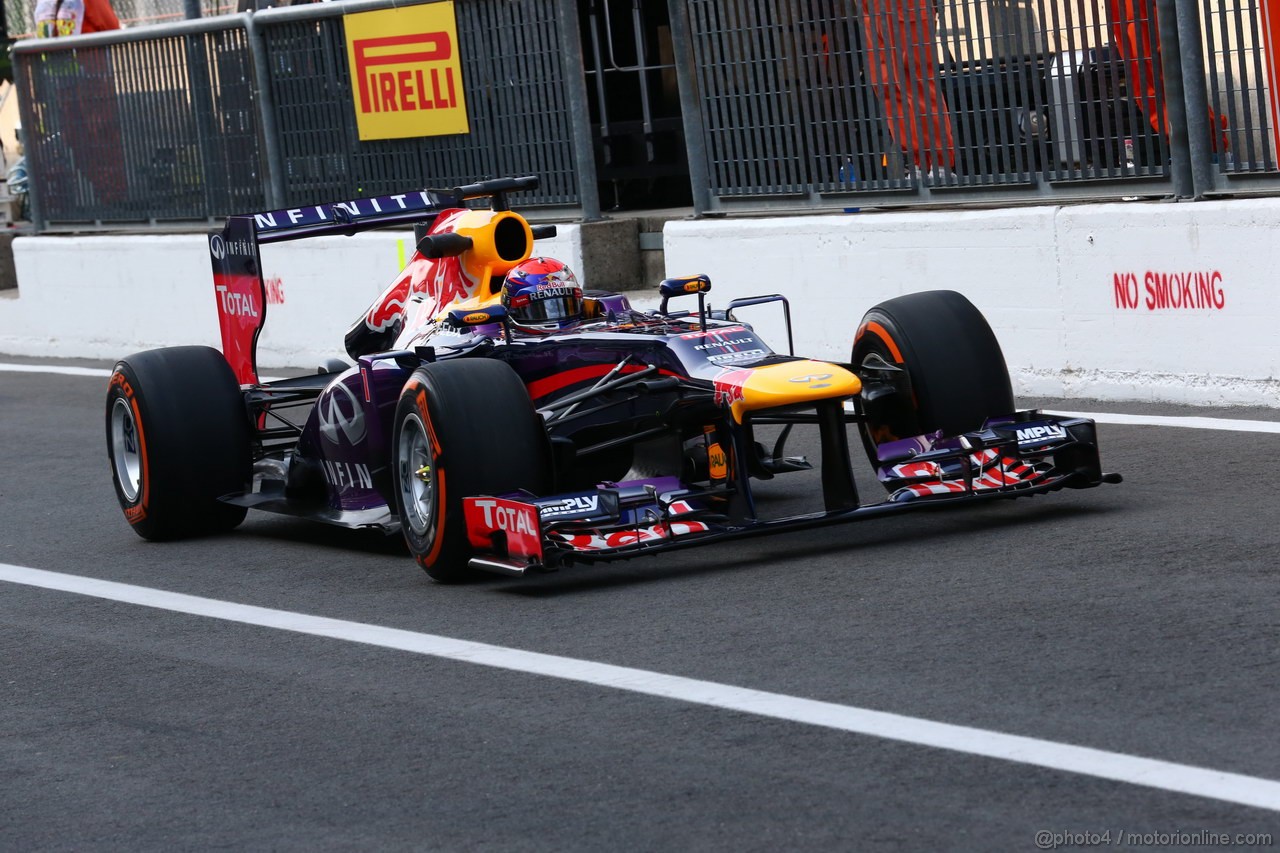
[344, 1, 470, 140]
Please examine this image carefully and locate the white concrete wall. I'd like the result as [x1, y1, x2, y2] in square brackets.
[2, 200, 1278, 406]
[664, 200, 1280, 407]
[0, 226, 581, 369]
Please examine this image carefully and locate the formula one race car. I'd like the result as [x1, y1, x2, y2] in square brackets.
[105, 176, 1120, 581]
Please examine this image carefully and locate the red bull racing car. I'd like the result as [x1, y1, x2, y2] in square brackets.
[105, 176, 1120, 582]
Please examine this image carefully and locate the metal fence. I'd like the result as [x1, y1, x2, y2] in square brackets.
[676, 0, 1280, 212]
[15, 16, 267, 225]
[13, 0, 591, 228]
[261, 0, 583, 207]
[11, 0, 1280, 230]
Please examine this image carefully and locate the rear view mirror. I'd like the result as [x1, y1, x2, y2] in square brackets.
[659, 274, 711, 298]
[447, 305, 507, 327]
[658, 274, 712, 330]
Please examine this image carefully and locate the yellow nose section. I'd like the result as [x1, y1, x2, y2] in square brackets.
[722, 360, 862, 422]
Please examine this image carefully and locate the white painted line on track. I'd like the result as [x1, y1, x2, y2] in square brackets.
[1046, 410, 1280, 434]
[0, 362, 112, 378]
[3, 561, 1278, 814]
[0, 362, 287, 382]
[835, 398, 1280, 433]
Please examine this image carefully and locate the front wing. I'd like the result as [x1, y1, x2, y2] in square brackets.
[461, 413, 1121, 576]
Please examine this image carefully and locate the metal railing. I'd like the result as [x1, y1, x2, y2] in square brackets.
[257, 0, 586, 209]
[14, 15, 267, 227]
[13, 0, 594, 228]
[677, 0, 1277, 213]
[11, 0, 1280, 230]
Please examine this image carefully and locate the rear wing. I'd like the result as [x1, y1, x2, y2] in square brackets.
[207, 176, 539, 385]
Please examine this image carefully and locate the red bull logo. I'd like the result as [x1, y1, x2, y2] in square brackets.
[713, 368, 752, 408]
[365, 276, 410, 332]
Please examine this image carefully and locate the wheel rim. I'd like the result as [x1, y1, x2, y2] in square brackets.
[397, 412, 437, 537]
[110, 397, 143, 502]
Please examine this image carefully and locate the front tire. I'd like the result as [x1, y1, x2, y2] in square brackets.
[106, 346, 251, 540]
[392, 359, 549, 582]
[851, 290, 1013, 466]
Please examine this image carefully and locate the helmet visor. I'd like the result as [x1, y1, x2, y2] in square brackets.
[517, 291, 583, 324]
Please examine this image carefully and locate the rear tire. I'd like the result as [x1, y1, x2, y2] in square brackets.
[392, 359, 549, 583]
[106, 346, 251, 540]
[851, 290, 1013, 465]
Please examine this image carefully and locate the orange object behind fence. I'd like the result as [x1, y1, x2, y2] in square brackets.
[859, 0, 956, 173]
[1105, 0, 1228, 152]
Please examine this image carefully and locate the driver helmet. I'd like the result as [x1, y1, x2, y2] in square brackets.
[500, 257, 584, 332]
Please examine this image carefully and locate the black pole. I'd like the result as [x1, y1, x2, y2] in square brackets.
[1154, 0, 1194, 197]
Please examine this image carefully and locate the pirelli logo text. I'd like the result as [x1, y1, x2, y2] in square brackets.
[354, 33, 457, 115]
[344, 2, 470, 140]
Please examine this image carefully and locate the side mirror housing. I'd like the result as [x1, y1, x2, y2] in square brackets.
[658, 275, 712, 330]
[659, 274, 711, 299]
[447, 304, 508, 328]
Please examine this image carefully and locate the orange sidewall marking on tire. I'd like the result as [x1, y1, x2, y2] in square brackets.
[111, 371, 150, 525]
[412, 386, 442, 454]
[412, 385, 449, 567]
[861, 321, 904, 363]
[857, 321, 918, 441]
[423, 470, 447, 566]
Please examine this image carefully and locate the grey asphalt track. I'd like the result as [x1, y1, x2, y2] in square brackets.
[2, 365, 1278, 851]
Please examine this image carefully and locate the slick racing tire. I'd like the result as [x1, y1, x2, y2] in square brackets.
[392, 359, 549, 583]
[106, 346, 251, 540]
[851, 290, 1013, 468]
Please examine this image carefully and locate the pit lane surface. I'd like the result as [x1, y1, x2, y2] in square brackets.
[2, 361, 1278, 850]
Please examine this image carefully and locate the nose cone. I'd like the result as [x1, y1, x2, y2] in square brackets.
[717, 360, 862, 422]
